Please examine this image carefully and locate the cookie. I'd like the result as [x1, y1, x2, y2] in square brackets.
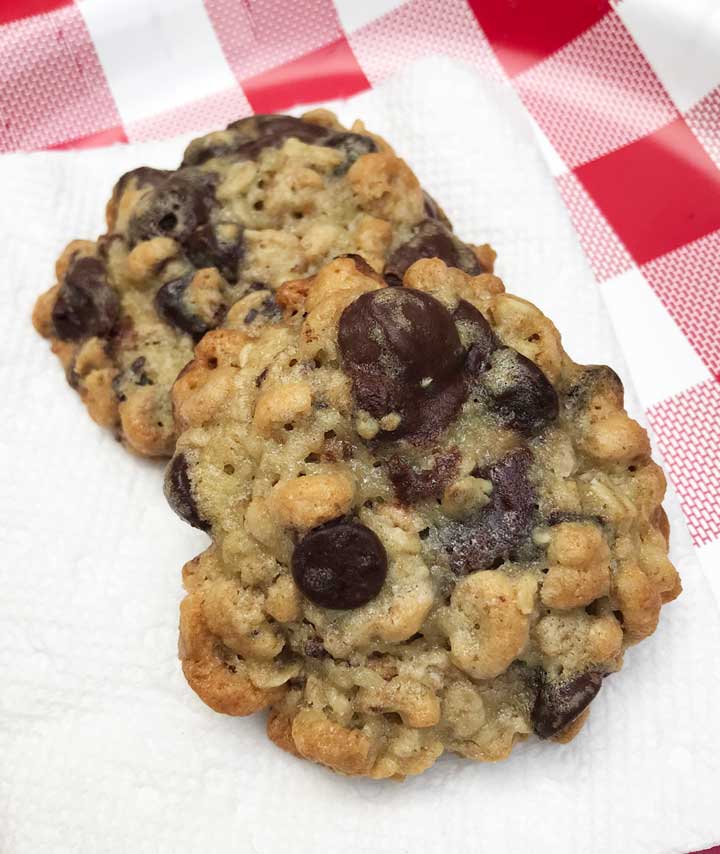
[32, 112, 493, 457]
[167, 255, 681, 779]
[165, 258, 681, 778]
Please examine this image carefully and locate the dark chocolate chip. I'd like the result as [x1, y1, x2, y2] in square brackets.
[383, 220, 482, 287]
[339, 287, 463, 388]
[398, 374, 467, 445]
[453, 300, 496, 374]
[184, 222, 244, 283]
[112, 166, 172, 203]
[325, 131, 378, 174]
[52, 257, 120, 341]
[163, 454, 210, 532]
[128, 171, 216, 247]
[440, 448, 535, 574]
[337, 253, 378, 279]
[532, 671, 604, 739]
[182, 114, 372, 168]
[154, 275, 219, 341]
[292, 521, 387, 610]
[482, 348, 559, 435]
[565, 364, 625, 412]
[422, 190, 452, 229]
[387, 450, 460, 503]
[339, 287, 467, 442]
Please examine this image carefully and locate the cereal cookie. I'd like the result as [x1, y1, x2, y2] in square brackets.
[168, 255, 680, 779]
[33, 113, 491, 456]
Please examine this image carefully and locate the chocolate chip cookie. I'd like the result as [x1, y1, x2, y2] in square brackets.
[168, 255, 681, 779]
[32, 112, 492, 456]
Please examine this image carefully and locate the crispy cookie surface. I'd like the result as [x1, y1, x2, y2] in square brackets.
[33, 111, 491, 456]
[169, 255, 680, 779]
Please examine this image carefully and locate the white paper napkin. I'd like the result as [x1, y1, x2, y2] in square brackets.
[1, 57, 718, 854]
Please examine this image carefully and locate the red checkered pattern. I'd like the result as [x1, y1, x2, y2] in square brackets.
[554, 171, 633, 282]
[2, 2, 719, 848]
[687, 86, 720, 171]
[643, 230, 720, 381]
[648, 379, 720, 547]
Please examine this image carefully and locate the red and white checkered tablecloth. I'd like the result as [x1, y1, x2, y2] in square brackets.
[1, 2, 718, 847]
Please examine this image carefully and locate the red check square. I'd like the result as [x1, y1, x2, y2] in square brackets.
[0, 0, 70, 26]
[468, 0, 610, 78]
[574, 117, 720, 265]
[241, 37, 369, 114]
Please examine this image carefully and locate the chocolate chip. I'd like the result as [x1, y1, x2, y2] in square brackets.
[184, 222, 244, 283]
[339, 288, 469, 442]
[440, 448, 536, 574]
[399, 374, 467, 445]
[422, 190, 452, 229]
[453, 300, 496, 374]
[324, 131, 377, 174]
[241, 292, 282, 326]
[565, 364, 625, 412]
[387, 450, 460, 503]
[337, 253, 379, 279]
[292, 521, 387, 609]
[339, 288, 463, 389]
[112, 166, 172, 203]
[532, 671, 603, 739]
[163, 454, 210, 532]
[154, 275, 219, 341]
[128, 171, 216, 247]
[339, 288, 467, 441]
[481, 348, 559, 435]
[52, 257, 120, 341]
[182, 114, 373, 168]
[383, 220, 482, 287]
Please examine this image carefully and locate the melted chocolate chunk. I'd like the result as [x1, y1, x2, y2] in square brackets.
[52, 257, 120, 341]
[163, 454, 210, 532]
[154, 275, 223, 341]
[532, 672, 604, 739]
[454, 300, 496, 374]
[422, 190, 452, 229]
[339, 288, 467, 442]
[383, 220, 482, 287]
[565, 364, 625, 412]
[128, 171, 216, 247]
[399, 375, 467, 445]
[337, 253, 379, 279]
[182, 114, 377, 172]
[112, 166, 172, 203]
[440, 448, 536, 574]
[292, 521, 387, 609]
[387, 450, 460, 503]
[184, 222, 244, 283]
[325, 131, 378, 174]
[339, 288, 463, 388]
[243, 293, 281, 326]
[482, 348, 559, 435]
